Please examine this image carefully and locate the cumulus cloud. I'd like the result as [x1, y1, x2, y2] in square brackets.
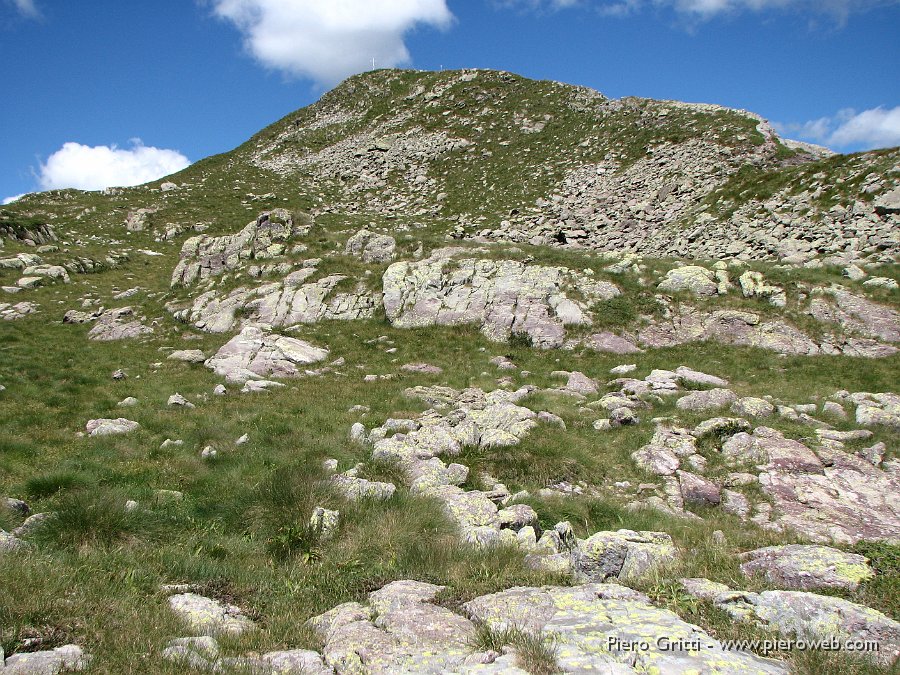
[777, 106, 900, 150]
[500, 0, 899, 19]
[7, 0, 40, 18]
[36, 140, 191, 191]
[2, 194, 26, 205]
[210, 0, 454, 85]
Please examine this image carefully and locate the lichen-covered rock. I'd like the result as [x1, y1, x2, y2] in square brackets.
[752, 591, 900, 666]
[852, 392, 900, 430]
[2, 644, 90, 674]
[345, 229, 396, 263]
[739, 271, 786, 307]
[574, 529, 678, 582]
[732, 396, 775, 418]
[740, 545, 874, 591]
[205, 325, 329, 383]
[465, 583, 787, 674]
[86, 418, 140, 437]
[330, 474, 396, 501]
[383, 249, 619, 348]
[307, 580, 476, 674]
[168, 593, 257, 636]
[657, 265, 719, 296]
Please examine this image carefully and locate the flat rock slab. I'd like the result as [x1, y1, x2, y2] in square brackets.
[740, 544, 874, 591]
[676, 388, 737, 412]
[759, 447, 900, 545]
[752, 590, 900, 666]
[168, 593, 257, 636]
[206, 325, 329, 384]
[465, 583, 787, 674]
[681, 579, 900, 665]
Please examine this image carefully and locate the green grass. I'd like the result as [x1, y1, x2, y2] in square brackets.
[0, 67, 898, 674]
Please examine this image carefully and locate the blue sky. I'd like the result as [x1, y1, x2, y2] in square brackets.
[2, 0, 898, 203]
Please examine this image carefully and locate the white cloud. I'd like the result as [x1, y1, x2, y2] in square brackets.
[210, 0, 454, 85]
[8, 0, 40, 18]
[500, 0, 899, 19]
[2, 194, 26, 205]
[36, 140, 191, 191]
[778, 106, 900, 150]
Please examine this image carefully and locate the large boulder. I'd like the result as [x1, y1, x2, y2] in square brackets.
[574, 529, 678, 582]
[205, 326, 329, 384]
[345, 229, 396, 263]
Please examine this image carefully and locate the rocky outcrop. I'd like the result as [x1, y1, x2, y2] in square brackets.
[634, 304, 896, 358]
[809, 287, 900, 344]
[171, 210, 300, 287]
[171, 272, 378, 333]
[205, 325, 329, 384]
[0, 219, 55, 245]
[757, 429, 900, 544]
[383, 249, 620, 348]
[304, 579, 787, 674]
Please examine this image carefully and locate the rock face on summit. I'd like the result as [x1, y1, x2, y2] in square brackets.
[383, 248, 619, 348]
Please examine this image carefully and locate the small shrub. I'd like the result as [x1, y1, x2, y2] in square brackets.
[266, 523, 323, 563]
[508, 331, 534, 349]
